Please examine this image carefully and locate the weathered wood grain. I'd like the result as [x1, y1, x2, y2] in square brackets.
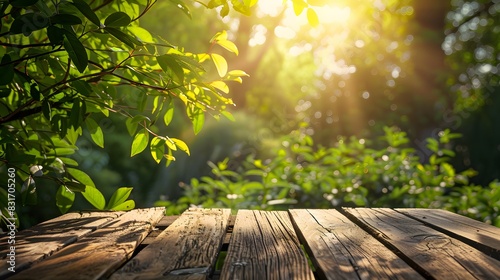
[141, 215, 180, 245]
[289, 209, 424, 280]
[396, 208, 500, 260]
[220, 210, 314, 280]
[0, 211, 123, 278]
[109, 208, 231, 280]
[8, 208, 164, 280]
[344, 208, 500, 279]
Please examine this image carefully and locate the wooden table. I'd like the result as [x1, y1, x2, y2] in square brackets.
[1, 207, 499, 279]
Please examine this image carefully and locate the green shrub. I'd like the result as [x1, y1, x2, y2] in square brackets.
[156, 125, 499, 226]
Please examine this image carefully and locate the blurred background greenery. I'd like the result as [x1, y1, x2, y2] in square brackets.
[9, 0, 500, 227]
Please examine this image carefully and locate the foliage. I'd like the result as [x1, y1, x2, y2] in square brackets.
[158, 125, 499, 227]
[0, 0, 252, 226]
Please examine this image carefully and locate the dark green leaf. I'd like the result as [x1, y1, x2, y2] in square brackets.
[56, 185, 75, 214]
[169, 0, 191, 18]
[50, 14, 82, 25]
[71, 80, 93, 96]
[10, 0, 39, 7]
[63, 32, 88, 73]
[106, 187, 133, 209]
[10, 13, 49, 36]
[104, 12, 131, 27]
[0, 54, 14, 86]
[72, 0, 100, 26]
[104, 27, 136, 48]
[47, 25, 65, 45]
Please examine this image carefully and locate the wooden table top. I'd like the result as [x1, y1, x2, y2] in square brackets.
[1, 207, 499, 279]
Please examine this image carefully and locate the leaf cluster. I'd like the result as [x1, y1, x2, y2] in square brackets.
[0, 0, 249, 219]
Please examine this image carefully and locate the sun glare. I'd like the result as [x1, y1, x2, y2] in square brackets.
[257, 0, 352, 39]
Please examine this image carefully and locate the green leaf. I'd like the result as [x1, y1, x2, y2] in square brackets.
[192, 109, 205, 134]
[110, 200, 135, 211]
[72, 0, 100, 26]
[85, 118, 104, 148]
[47, 25, 64, 45]
[56, 185, 75, 214]
[216, 40, 238, 55]
[42, 100, 52, 121]
[67, 167, 95, 187]
[0, 54, 14, 86]
[170, 138, 190, 156]
[210, 53, 228, 77]
[157, 54, 184, 83]
[50, 14, 82, 25]
[104, 12, 131, 27]
[291, 0, 308, 16]
[131, 128, 149, 157]
[221, 110, 235, 121]
[106, 187, 133, 209]
[164, 104, 174, 126]
[10, 13, 49, 36]
[82, 186, 106, 210]
[63, 32, 88, 73]
[10, 0, 39, 7]
[105, 27, 136, 48]
[125, 118, 138, 136]
[169, 0, 191, 18]
[306, 8, 319, 27]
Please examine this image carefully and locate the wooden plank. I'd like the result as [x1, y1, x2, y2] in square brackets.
[220, 210, 314, 280]
[9, 207, 165, 280]
[289, 209, 424, 280]
[344, 208, 500, 279]
[0, 211, 124, 278]
[396, 208, 500, 259]
[109, 208, 231, 280]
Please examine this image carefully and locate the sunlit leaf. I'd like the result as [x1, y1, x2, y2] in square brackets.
[211, 81, 229, 93]
[131, 128, 149, 157]
[151, 137, 166, 163]
[170, 0, 192, 18]
[67, 167, 95, 187]
[210, 53, 228, 77]
[221, 110, 235, 121]
[106, 187, 133, 209]
[85, 118, 104, 148]
[292, 0, 308, 16]
[82, 186, 106, 210]
[216, 40, 239, 55]
[306, 8, 319, 27]
[163, 103, 174, 126]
